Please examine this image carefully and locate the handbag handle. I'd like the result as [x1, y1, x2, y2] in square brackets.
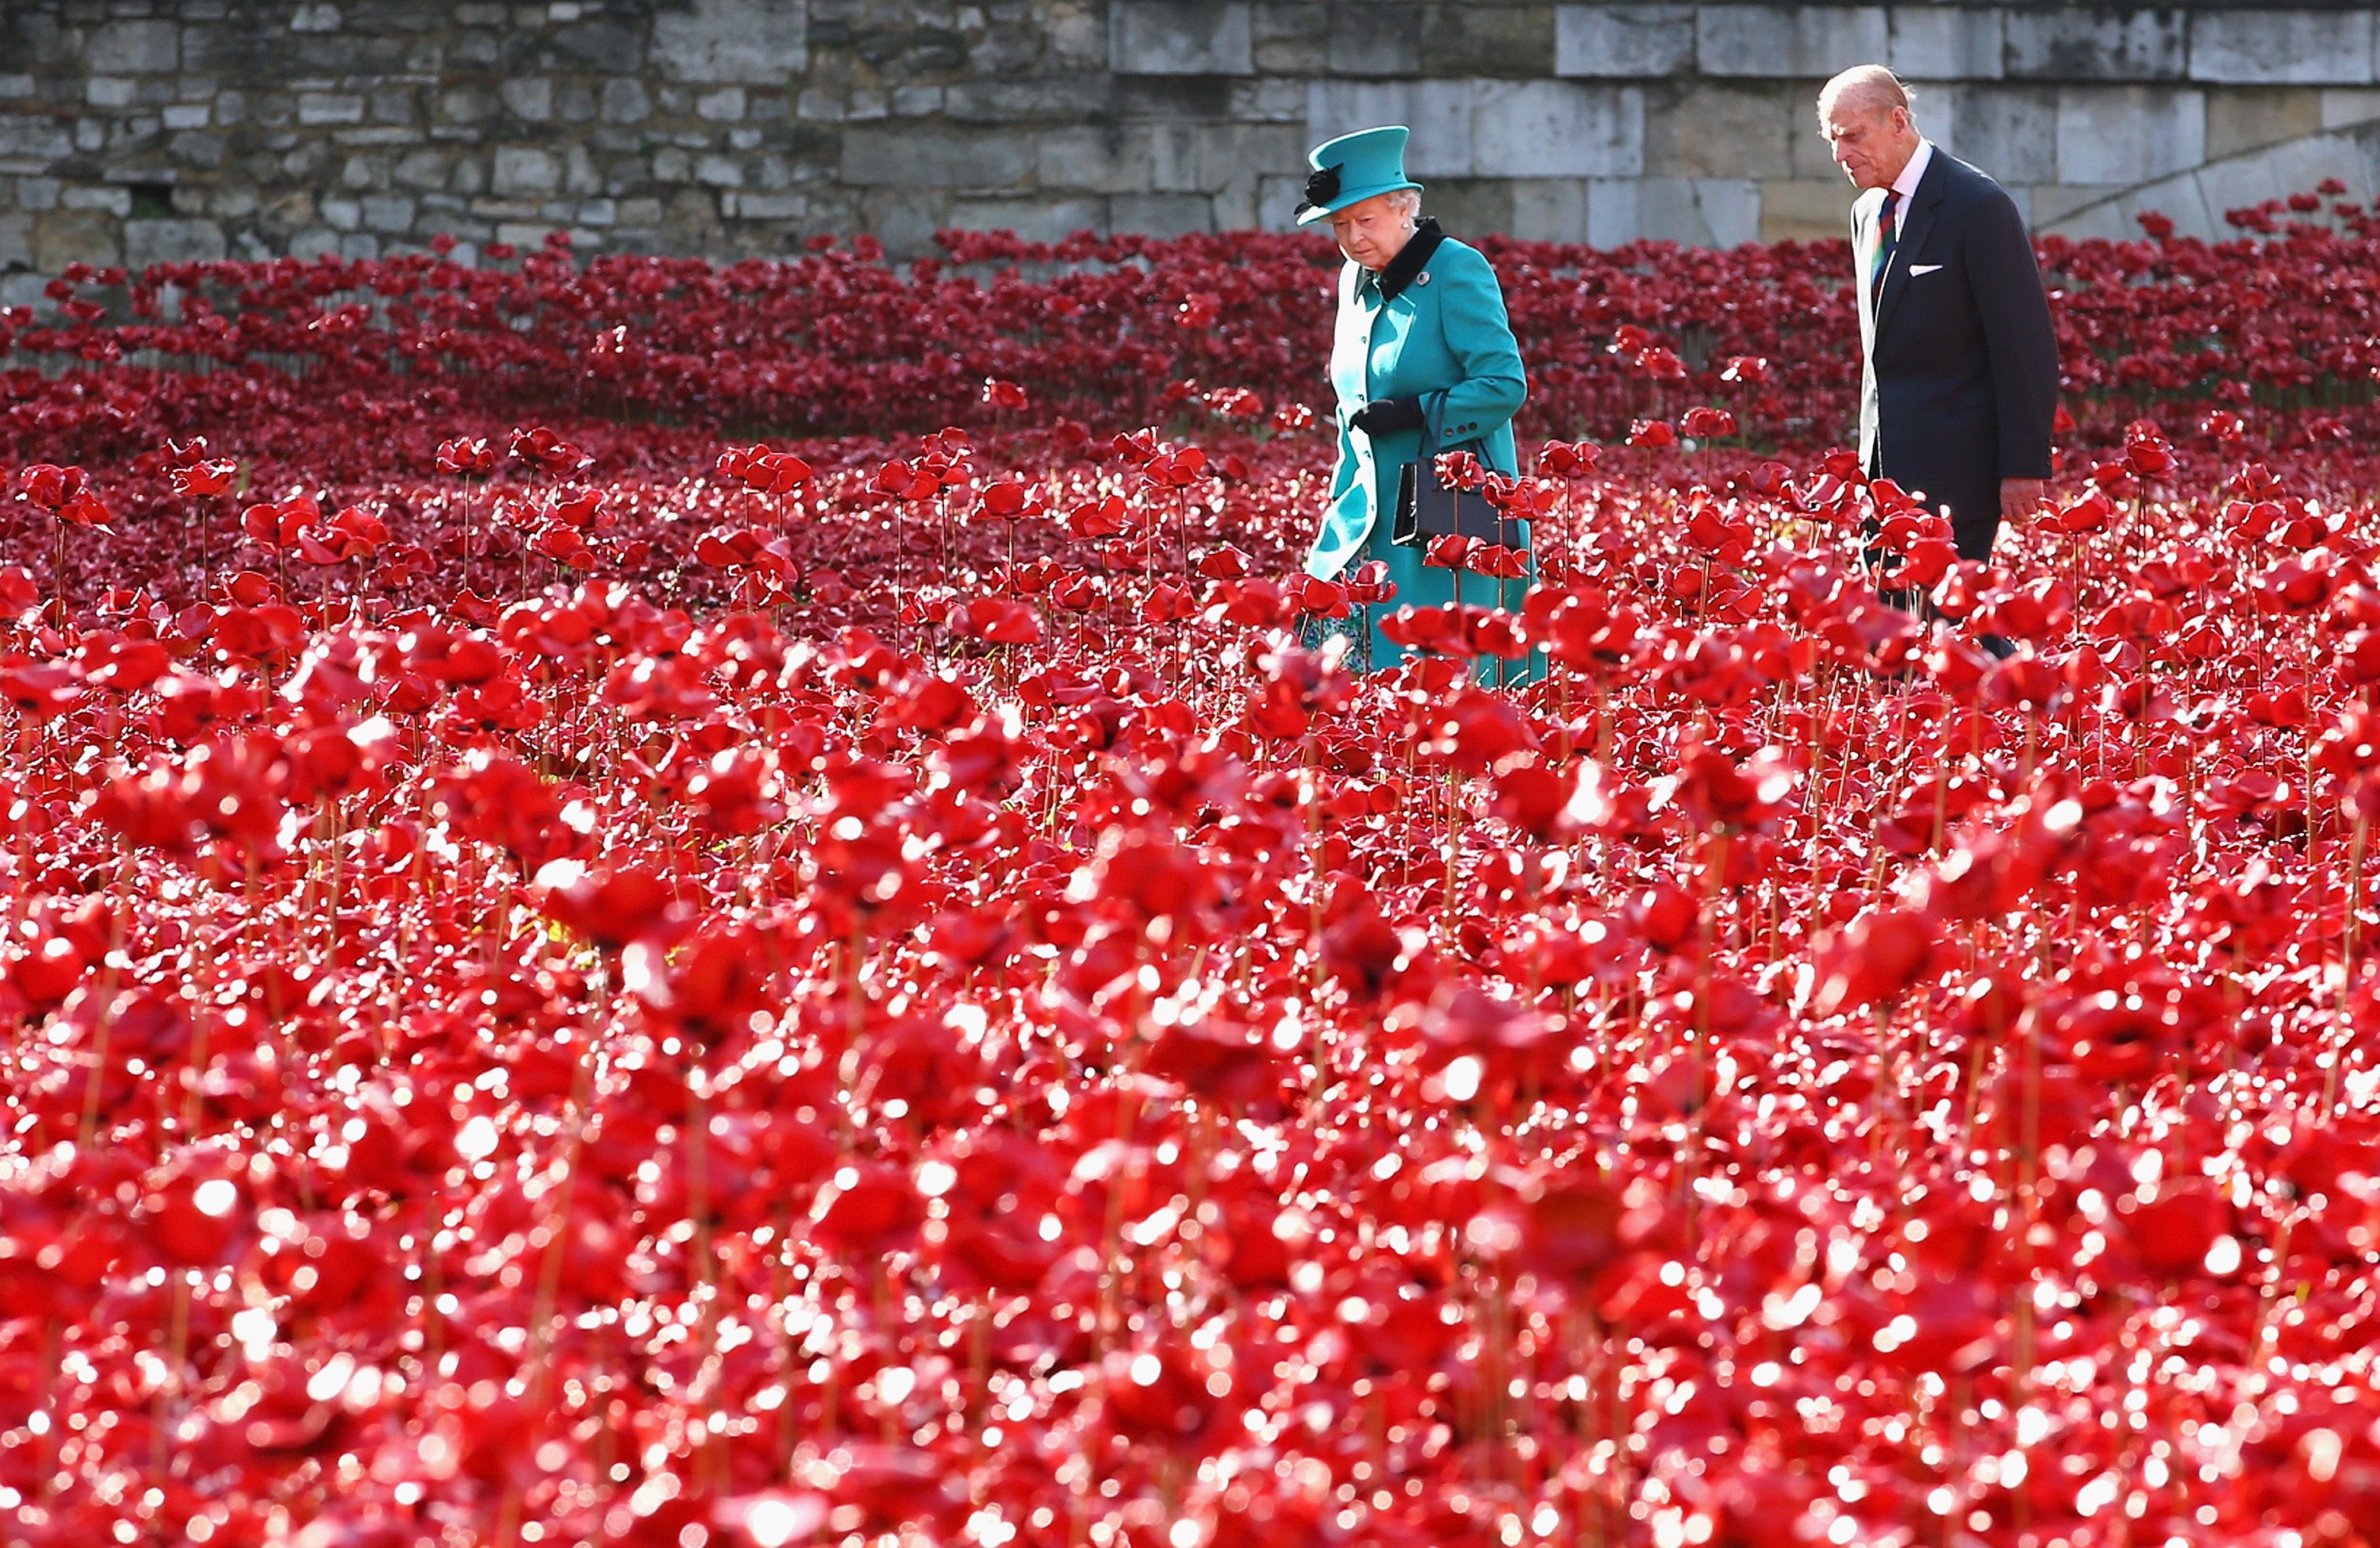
[1418, 391, 1485, 470]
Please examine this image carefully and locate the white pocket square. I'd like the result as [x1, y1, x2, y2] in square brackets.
[1908, 263, 1943, 276]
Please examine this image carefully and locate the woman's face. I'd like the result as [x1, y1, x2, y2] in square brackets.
[1328, 194, 1413, 271]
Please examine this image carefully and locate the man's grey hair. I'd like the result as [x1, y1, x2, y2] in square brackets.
[1818, 64, 1916, 121]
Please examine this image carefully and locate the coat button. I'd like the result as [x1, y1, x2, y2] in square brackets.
[1416, 271, 1430, 286]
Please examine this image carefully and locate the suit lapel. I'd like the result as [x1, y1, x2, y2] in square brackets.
[1873, 155, 1948, 341]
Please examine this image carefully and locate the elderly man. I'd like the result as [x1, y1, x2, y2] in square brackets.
[1818, 65, 2059, 568]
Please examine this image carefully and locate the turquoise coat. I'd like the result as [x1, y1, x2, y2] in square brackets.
[1303, 233, 1530, 673]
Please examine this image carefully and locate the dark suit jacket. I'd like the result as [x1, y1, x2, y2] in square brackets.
[1856, 149, 2059, 558]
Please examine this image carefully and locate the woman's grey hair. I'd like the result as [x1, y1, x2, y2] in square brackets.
[1384, 188, 1422, 222]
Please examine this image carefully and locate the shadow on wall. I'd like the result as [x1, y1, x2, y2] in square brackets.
[2040, 117, 2380, 241]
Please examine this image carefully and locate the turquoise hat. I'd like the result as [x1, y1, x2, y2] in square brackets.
[1296, 125, 1423, 226]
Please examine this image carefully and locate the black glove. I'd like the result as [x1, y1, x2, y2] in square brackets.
[1349, 396, 1426, 436]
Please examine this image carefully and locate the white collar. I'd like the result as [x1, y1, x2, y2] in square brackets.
[1888, 139, 1933, 206]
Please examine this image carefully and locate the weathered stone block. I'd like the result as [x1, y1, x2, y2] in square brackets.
[0, 213, 31, 271]
[299, 93, 365, 126]
[1632, 175, 1760, 246]
[33, 208, 121, 269]
[1932, 85, 2059, 185]
[1695, 6, 1885, 80]
[944, 77, 1115, 124]
[361, 194, 415, 232]
[2189, 11, 2374, 86]
[260, 189, 317, 229]
[853, 189, 942, 257]
[64, 185, 133, 215]
[160, 103, 209, 129]
[0, 76, 36, 99]
[1328, 7, 1420, 77]
[565, 144, 601, 195]
[551, 19, 643, 74]
[2056, 86, 2205, 186]
[1889, 8, 2001, 83]
[1645, 82, 1798, 179]
[2324, 87, 2380, 129]
[17, 178, 60, 210]
[971, 23, 1044, 76]
[1252, 4, 1326, 76]
[492, 145, 560, 196]
[946, 193, 1107, 240]
[1248, 171, 1300, 230]
[696, 153, 743, 186]
[2018, 182, 2113, 227]
[1186, 122, 1304, 192]
[2205, 88, 2324, 160]
[1415, 179, 1513, 238]
[1228, 79, 1307, 123]
[0, 117, 74, 165]
[1584, 177, 1639, 246]
[501, 79, 553, 122]
[1111, 2, 1253, 76]
[1555, 6, 1693, 80]
[1424, 6, 1557, 79]
[290, 4, 341, 33]
[732, 191, 804, 219]
[652, 0, 808, 84]
[1038, 126, 1160, 193]
[2255, 130, 2374, 205]
[1510, 176, 1589, 240]
[447, 84, 502, 124]
[393, 148, 447, 190]
[1042, 0, 1105, 71]
[1112, 192, 1213, 236]
[1755, 177, 1849, 243]
[87, 79, 140, 109]
[601, 78, 651, 124]
[1307, 79, 1474, 175]
[843, 128, 1035, 187]
[1474, 82, 1643, 179]
[2004, 10, 2185, 83]
[321, 196, 362, 232]
[697, 87, 747, 121]
[89, 21, 179, 75]
[1111, 79, 1234, 121]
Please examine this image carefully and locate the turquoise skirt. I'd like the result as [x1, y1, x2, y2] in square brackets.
[1329, 515, 1541, 686]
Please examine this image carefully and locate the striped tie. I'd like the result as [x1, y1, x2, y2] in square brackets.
[1870, 190, 1898, 301]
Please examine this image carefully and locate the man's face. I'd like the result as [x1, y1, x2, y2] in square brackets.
[1328, 194, 1411, 269]
[1821, 99, 1912, 191]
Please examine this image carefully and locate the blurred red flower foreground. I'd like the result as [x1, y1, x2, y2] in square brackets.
[2, 204, 2379, 1547]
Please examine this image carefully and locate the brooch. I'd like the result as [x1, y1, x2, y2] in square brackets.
[1415, 272, 1430, 286]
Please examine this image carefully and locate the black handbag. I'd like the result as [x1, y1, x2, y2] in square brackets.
[1390, 395, 1515, 550]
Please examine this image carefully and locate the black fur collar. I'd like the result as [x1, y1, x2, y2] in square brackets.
[1375, 218, 1445, 302]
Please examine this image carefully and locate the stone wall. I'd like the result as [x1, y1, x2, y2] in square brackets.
[2, 0, 2378, 293]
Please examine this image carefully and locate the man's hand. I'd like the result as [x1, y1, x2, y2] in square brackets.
[1999, 478, 2045, 524]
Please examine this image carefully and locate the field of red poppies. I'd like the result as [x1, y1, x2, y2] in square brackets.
[1, 191, 2378, 1548]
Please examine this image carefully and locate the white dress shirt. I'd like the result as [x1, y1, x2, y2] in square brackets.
[1886, 140, 1933, 233]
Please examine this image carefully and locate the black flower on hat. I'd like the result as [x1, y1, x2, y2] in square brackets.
[1296, 163, 1343, 219]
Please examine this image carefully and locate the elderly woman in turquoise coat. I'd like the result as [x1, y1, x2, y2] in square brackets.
[1298, 125, 1531, 678]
